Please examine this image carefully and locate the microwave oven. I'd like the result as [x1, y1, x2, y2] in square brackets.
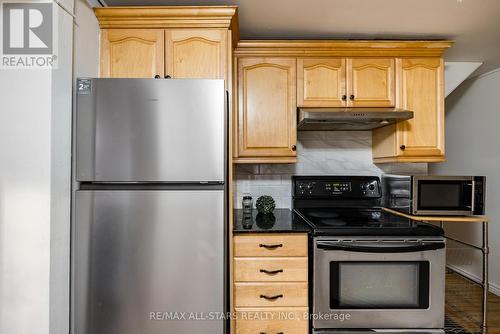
[382, 175, 485, 216]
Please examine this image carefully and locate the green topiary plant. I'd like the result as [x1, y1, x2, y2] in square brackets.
[255, 195, 276, 215]
[256, 212, 276, 229]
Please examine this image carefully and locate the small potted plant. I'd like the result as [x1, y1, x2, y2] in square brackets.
[255, 195, 276, 215]
[255, 195, 276, 229]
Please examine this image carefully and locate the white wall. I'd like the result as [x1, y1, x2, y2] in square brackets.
[73, 0, 100, 79]
[235, 131, 427, 208]
[444, 62, 483, 97]
[429, 68, 500, 295]
[49, 2, 75, 334]
[0, 63, 52, 334]
[0, 3, 73, 334]
[0, 1, 99, 333]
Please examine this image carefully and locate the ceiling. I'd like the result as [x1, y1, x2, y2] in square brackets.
[102, 0, 500, 76]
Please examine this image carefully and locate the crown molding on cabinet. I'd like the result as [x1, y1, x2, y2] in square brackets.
[235, 40, 453, 57]
[94, 6, 239, 31]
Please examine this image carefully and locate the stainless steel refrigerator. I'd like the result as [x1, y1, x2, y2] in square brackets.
[72, 78, 227, 334]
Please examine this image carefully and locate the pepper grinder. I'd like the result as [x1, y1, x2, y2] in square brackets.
[242, 195, 253, 215]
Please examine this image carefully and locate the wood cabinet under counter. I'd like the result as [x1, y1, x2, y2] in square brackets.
[234, 257, 308, 282]
[233, 231, 309, 334]
[235, 307, 308, 334]
[234, 282, 308, 307]
[234, 233, 308, 257]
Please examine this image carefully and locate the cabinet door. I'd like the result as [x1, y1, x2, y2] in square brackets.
[347, 58, 395, 107]
[100, 29, 164, 78]
[237, 58, 297, 158]
[165, 29, 226, 79]
[297, 58, 346, 107]
[398, 58, 444, 158]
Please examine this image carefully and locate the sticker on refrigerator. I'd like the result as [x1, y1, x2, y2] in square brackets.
[77, 79, 92, 95]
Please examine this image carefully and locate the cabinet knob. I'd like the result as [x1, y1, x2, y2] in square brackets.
[164, 75, 172, 79]
[400, 145, 406, 150]
[342, 94, 347, 101]
[154, 74, 161, 79]
[291, 145, 297, 151]
[350, 94, 355, 100]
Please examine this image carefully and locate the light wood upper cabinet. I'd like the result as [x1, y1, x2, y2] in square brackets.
[100, 29, 228, 80]
[297, 58, 346, 107]
[100, 29, 164, 78]
[398, 58, 444, 158]
[297, 57, 394, 107]
[237, 58, 297, 161]
[165, 29, 227, 79]
[95, 7, 238, 80]
[348, 58, 395, 107]
[373, 58, 445, 162]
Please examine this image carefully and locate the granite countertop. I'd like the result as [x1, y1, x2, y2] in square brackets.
[233, 208, 311, 233]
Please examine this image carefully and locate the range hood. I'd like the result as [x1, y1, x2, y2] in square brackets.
[297, 107, 414, 131]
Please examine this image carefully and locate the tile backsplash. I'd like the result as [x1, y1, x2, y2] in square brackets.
[234, 131, 428, 209]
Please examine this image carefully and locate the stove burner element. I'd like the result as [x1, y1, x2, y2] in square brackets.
[320, 219, 347, 226]
[308, 211, 340, 219]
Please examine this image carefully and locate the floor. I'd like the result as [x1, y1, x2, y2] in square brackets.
[446, 270, 500, 334]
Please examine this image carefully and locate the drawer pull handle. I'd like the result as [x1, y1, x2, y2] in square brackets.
[260, 269, 284, 275]
[259, 243, 283, 250]
[261, 332, 284, 334]
[260, 294, 283, 301]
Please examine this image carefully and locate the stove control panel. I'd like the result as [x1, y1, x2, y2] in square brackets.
[293, 176, 381, 198]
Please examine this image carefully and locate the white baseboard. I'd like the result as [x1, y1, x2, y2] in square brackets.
[447, 263, 500, 296]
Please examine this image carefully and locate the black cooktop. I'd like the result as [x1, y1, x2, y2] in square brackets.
[294, 207, 444, 236]
[291, 175, 444, 237]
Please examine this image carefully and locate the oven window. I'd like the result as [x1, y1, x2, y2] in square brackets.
[330, 261, 430, 309]
[417, 180, 471, 210]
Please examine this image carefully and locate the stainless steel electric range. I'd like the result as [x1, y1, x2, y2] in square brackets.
[292, 176, 446, 334]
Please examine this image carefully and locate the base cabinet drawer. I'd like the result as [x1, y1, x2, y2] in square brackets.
[234, 257, 308, 282]
[234, 234, 308, 257]
[235, 307, 308, 334]
[234, 282, 308, 307]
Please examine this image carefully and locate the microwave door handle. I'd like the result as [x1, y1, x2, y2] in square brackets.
[316, 242, 445, 253]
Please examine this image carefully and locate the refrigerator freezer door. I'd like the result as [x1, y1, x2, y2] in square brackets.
[76, 79, 225, 182]
[73, 190, 225, 334]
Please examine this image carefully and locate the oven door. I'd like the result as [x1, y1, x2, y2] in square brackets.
[313, 237, 445, 329]
[412, 176, 475, 216]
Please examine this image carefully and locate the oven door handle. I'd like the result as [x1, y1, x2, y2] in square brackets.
[316, 241, 445, 253]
